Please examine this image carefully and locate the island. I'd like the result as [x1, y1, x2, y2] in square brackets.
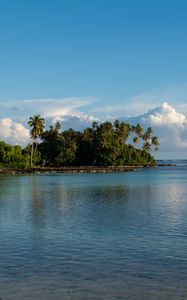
[0, 116, 160, 173]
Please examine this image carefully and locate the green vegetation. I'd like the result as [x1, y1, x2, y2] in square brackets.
[0, 117, 159, 169]
[28, 114, 45, 166]
[0, 141, 30, 168]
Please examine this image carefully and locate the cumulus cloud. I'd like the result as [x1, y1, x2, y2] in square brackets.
[93, 84, 187, 118]
[128, 102, 187, 157]
[46, 114, 97, 132]
[0, 97, 98, 145]
[145, 102, 186, 126]
[0, 97, 187, 158]
[0, 97, 97, 145]
[0, 118, 30, 146]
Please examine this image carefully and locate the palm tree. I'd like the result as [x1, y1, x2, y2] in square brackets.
[118, 122, 131, 144]
[142, 127, 159, 152]
[132, 123, 143, 145]
[135, 123, 143, 137]
[142, 127, 153, 141]
[142, 141, 151, 152]
[28, 115, 45, 166]
[151, 136, 160, 151]
[54, 121, 61, 133]
[133, 136, 139, 144]
[92, 121, 98, 130]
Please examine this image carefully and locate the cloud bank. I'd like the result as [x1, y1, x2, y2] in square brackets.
[143, 102, 186, 126]
[128, 102, 187, 157]
[0, 97, 97, 146]
[0, 98, 187, 158]
[0, 97, 95, 120]
[0, 118, 30, 145]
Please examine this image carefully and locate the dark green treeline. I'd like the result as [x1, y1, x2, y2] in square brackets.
[0, 117, 159, 168]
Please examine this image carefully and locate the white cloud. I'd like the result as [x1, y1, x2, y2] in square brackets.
[92, 84, 187, 118]
[128, 102, 187, 157]
[0, 97, 95, 120]
[147, 102, 186, 126]
[0, 96, 187, 158]
[0, 97, 97, 145]
[47, 114, 97, 132]
[0, 118, 30, 146]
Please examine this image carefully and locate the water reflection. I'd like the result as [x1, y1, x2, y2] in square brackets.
[0, 171, 187, 299]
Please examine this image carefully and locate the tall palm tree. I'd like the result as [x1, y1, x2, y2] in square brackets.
[142, 127, 159, 152]
[143, 127, 153, 141]
[118, 122, 131, 144]
[135, 123, 143, 137]
[132, 123, 143, 145]
[28, 115, 45, 166]
[151, 136, 160, 151]
[54, 121, 61, 133]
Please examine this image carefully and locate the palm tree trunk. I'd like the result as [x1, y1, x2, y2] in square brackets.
[31, 142, 34, 167]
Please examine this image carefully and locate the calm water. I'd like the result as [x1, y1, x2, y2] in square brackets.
[0, 163, 187, 299]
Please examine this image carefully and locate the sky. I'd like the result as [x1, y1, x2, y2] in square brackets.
[0, 0, 187, 158]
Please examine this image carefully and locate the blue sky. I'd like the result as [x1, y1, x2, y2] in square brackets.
[0, 0, 187, 158]
[0, 0, 187, 107]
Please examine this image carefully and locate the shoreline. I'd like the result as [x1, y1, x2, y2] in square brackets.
[0, 166, 142, 175]
[0, 164, 176, 175]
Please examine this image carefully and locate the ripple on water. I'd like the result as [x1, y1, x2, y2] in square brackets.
[0, 169, 187, 299]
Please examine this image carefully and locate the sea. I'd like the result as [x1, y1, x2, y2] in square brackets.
[0, 161, 187, 299]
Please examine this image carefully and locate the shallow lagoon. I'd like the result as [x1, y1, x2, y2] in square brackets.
[0, 164, 187, 299]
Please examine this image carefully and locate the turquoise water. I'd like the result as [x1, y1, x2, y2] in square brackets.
[0, 163, 187, 299]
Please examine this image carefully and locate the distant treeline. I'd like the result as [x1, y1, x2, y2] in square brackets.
[0, 116, 159, 169]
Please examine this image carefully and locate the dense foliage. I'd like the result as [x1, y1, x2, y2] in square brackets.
[0, 141, 30, 168]
[35, 119, 158, 167]
[0, 118, 159, 168]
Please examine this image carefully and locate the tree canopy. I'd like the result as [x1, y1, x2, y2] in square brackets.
[38, 119, 159, 167]
[0, 118, 159, 169]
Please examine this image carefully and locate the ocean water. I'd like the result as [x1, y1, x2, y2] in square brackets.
[0, 163, 187, 299]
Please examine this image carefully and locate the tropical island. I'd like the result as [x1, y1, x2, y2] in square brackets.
[0, 115, 160, 173]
